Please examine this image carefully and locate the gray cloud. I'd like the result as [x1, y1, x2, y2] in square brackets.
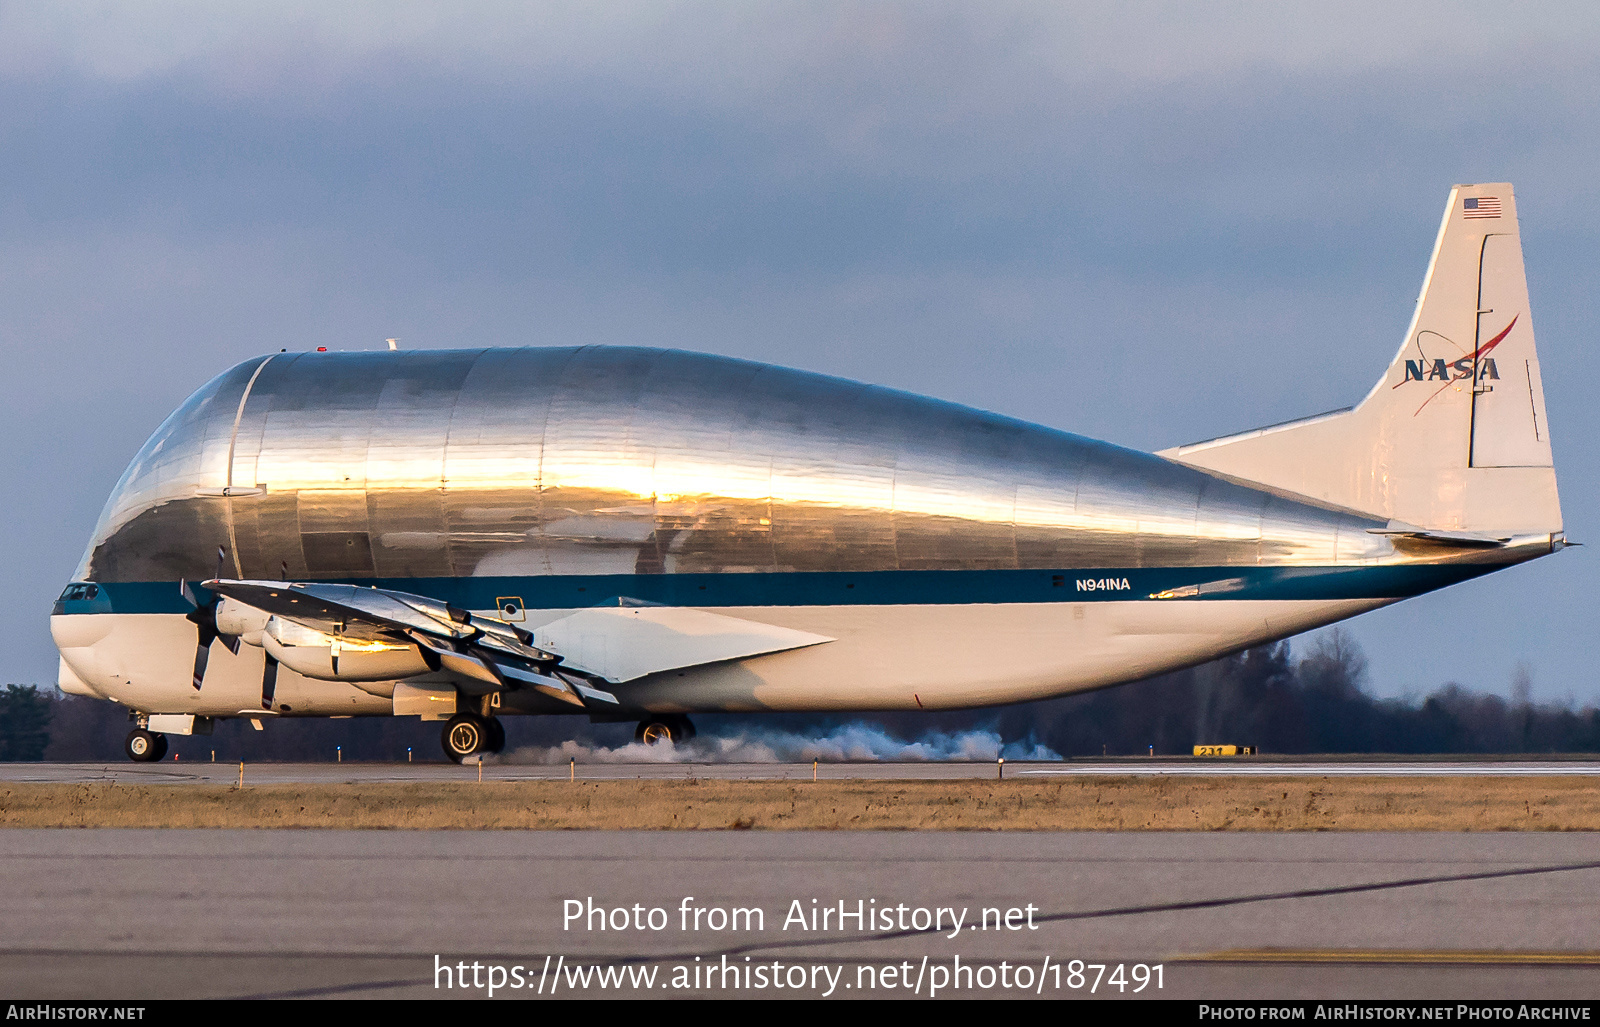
[6, 3, 1597, 91]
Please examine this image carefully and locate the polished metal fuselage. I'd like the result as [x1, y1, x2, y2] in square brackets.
[83, 347, 1417, 583]
[59, 347, 1543, 715]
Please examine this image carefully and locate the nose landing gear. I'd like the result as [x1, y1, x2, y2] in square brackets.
[125, 728, 168, 762]
[635, 715, 695, 745]
[441, 713, 507, 763]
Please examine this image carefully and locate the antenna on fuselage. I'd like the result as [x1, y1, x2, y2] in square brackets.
[386, 338, 399, 351]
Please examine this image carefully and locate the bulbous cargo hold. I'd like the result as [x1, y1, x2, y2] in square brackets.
[83, 345, 1400, 587]
[53, 184, 1568, 761]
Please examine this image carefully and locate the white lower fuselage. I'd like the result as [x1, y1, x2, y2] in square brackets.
[53, 596, 1388, 718]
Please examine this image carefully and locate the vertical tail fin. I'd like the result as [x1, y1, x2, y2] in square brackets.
[1161, 183, 1562, 536]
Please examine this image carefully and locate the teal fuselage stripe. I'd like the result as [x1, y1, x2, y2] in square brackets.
[54, 564, 1499, 616]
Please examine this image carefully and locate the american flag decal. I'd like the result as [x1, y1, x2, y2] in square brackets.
[1462, 196, 1502, 219]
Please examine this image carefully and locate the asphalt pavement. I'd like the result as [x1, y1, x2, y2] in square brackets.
[2, 830, 1597, 999]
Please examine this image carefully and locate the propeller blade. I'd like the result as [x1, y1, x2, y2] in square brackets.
[191, 637, 211, 691]
[184, 593, 238, 688]
[180, 579, 198, 609]
[260, 653, 279, 711]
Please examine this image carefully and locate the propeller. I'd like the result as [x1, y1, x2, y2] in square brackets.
[260, 653, 279, 711]
[181, 547, 240, 690]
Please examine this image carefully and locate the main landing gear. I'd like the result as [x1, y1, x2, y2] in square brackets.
[125, 728, 168, 762]
[441, 712, 506, 763]
[635, 715, 695, 746]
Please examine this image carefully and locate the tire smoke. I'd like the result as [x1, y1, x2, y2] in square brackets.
[500, 723, 1060, 764]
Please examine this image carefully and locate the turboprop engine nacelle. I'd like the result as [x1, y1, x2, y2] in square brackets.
[252, 611, 434, 683]
[214, 597, 271, 645]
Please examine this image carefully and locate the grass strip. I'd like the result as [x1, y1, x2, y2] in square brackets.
[3, 775, 1600, 830]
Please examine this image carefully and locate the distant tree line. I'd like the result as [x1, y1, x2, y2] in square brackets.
[10, 631, 1600, 762]
[0, 684, 51, 760]
[987, 632, 1600, 757]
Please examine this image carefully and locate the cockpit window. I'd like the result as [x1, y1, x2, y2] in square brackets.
[59, 583, 99, 602]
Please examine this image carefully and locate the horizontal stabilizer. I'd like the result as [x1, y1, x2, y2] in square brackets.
[532, 604, 834, 683]
[1366, 522, 1511, 547]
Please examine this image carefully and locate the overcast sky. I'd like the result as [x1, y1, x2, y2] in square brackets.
[5, 2, 1597, 701]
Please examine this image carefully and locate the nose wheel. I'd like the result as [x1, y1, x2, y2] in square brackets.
[125, 729, 168, 762]
[441, 713, 505, 763]
[635, 715, 695, 745]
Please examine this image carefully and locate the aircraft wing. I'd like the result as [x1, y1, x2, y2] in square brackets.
[202, 579, 834, 700]
[204, 579, 480, 642]
[529, 603, 834, 683]
[205, 578, 613, 708]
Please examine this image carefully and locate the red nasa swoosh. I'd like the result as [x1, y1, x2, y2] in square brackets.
[1400, 314, 1518, 416]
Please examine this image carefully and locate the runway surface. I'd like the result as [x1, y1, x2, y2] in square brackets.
[8, 758, 1600, 784]
[2, 831, 1598, 999]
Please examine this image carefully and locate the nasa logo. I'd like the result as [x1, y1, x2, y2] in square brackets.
[1392, 315, 1517, 414]
[1077, 578, 1131, 592]
[1401, 357, 1499, 383]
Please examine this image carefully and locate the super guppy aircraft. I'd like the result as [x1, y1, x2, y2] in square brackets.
[52, 184, 1569, 761]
